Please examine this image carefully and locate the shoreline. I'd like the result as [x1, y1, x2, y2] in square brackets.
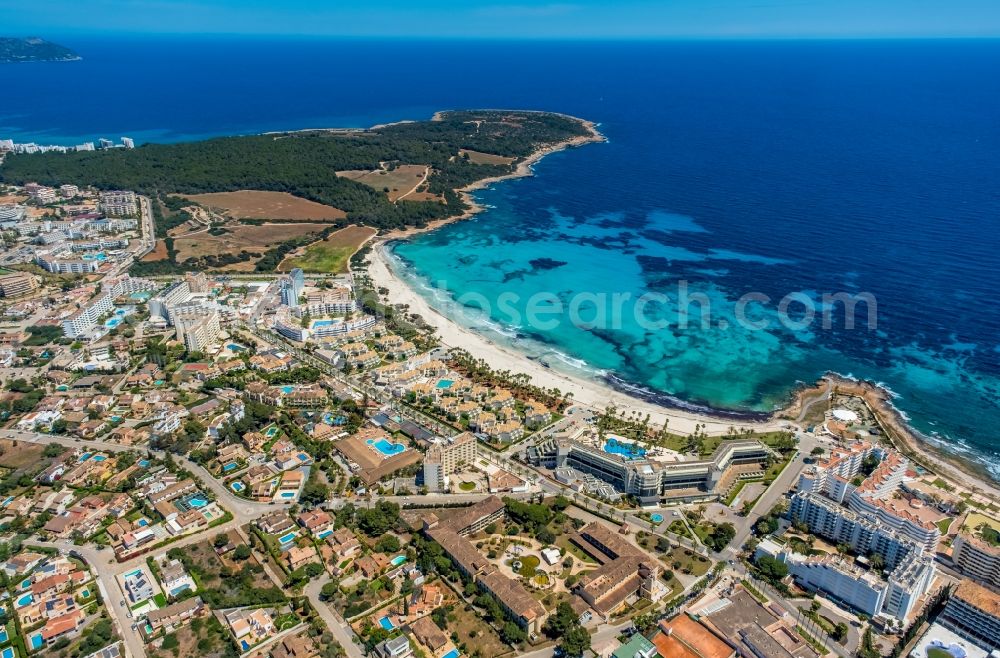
[818, 374, 1000, 499]
[381, 112, 606, 240]
[367, 242, 785, 437]
[372, 241, 1000, 493]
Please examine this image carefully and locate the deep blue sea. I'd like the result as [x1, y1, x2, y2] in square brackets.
[3, 37, 999, 477]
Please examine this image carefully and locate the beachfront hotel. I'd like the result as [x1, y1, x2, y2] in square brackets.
[952, 530, 1000, 588]
[796, 444, 941, 552]
[939, 580, 1000, 652]
[526, 436, 769, 504]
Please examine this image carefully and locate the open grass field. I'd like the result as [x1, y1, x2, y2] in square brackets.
[459, 149, 516, 166]
[336, 164, 427, 201]
[278, 225, 376, 273]
[963, 511, 1000, 534]
[174, 222, 328, 268]
[183, 190, 347, 221]
[0, 439, 45, 469]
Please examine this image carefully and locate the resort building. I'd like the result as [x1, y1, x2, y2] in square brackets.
[98, 190, 138, 216]
[0, 271, 39, 298]
[939, 580, 1000, 652]
[789, 492, 922, 570]
[951, 532, 1000, 588]
[422, 432, 478, 492]
[756, 538, 936, 625]
[279, 268, 304, 307]
[527, 437, 769, 503]
[571, 522, 668, 619]
[423, 496, 548, 633]
[62, 291, 115, 338]
[174, 308, 222, 353]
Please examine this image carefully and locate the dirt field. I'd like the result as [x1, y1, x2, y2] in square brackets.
[459, 149, 516, 166]
[183, 190, 347, 221]
[142, 240, 169, 262]
[0, 439, 45, 469]
[279, 225, 376, 273]
[337, 165, 428, 201]
[174, 222, 328, 264]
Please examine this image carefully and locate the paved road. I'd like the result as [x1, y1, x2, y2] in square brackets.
[304, 577, 366, 658]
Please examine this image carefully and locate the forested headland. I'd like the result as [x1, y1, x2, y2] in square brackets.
[1, 110, 592, 231]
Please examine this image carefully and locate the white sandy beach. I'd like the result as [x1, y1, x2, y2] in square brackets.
[367, 243, 785, 437]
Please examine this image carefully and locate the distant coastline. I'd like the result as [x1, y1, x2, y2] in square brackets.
[0, 37, 80, 63]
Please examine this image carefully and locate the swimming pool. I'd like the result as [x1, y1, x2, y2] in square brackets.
[312, 319, 334, 327]
[391, 555, 407, 567]
[280, 385, 295, 394]
[227, 343, 246, 352]
[105, 317, 121, 328]
[169, 584, 190, 597]
[138, 459, 150, 467]
[296, 453, 309, 462]
[378, 616, 395, 631]
[241, 640, 251, 651]
[78, 452, 92, 462]
[436, 379, 454, 389]
[603, 437, 646, 459]
[366, 438, 406, 457]
[0, 628, 8, 642]
[650, 513, 664, 524]
[92, 455, 106, 461]
[15, 593, 33, 607]
[187, 495, 208, 508]
[136, 518, 149, 527]
[317, 529, 332, 539]
[29, 632, 44, 650]
[265, 426, 278, 437]
[1, 648, 12, 658]
[80, 588, 91, 598]
[223, 462, 238, 472]
[278, 531, 298, 544]
[280, 491, 297, 499]
[442, 649, 460, 658]
[124, 568, 143, 578]
[231, 481, 245, 492]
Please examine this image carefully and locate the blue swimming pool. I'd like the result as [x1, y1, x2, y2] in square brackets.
[105, 317, 121, 328]
[280, 385, 295, 394]
[603, 437, 646, 459]
[278, 531, 297, 544]
[223, 462, 238, 472]
[436, 379, 454, 389]
[650, 513, 664, 524]
[367, 438, 406, 457]
[227, 343, 246, 352]
[0, 628, 8, 643]
[15, 593, 33, 607]
[136, 518, 149, 527]
[280, 491, 296, 499]
[312, 319, 334, 327]
[92, 455, 106, 461]
[265, 426, 278, 437]
[378, 616, 395, 631]
[169, 584, 190, 597]
[241, 640, 251, 651]
[29, 632, 44, 649]
[296, 453, 309, 462]
[231, 481, 245, 492]
[317, 529, 332, 539]
[1, 648, 12, 658]
[138, 459, 150, 467]
[391, 555, 407, 567]
[188, 495, 208, 508]
[442, 649, 460, 658]
[78, 452, 92, 462]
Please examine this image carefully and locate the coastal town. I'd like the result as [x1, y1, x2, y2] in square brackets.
[0, 163, 998, 658]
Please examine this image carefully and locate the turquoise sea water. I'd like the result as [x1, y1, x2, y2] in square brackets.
[1, 37, 998, 479]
